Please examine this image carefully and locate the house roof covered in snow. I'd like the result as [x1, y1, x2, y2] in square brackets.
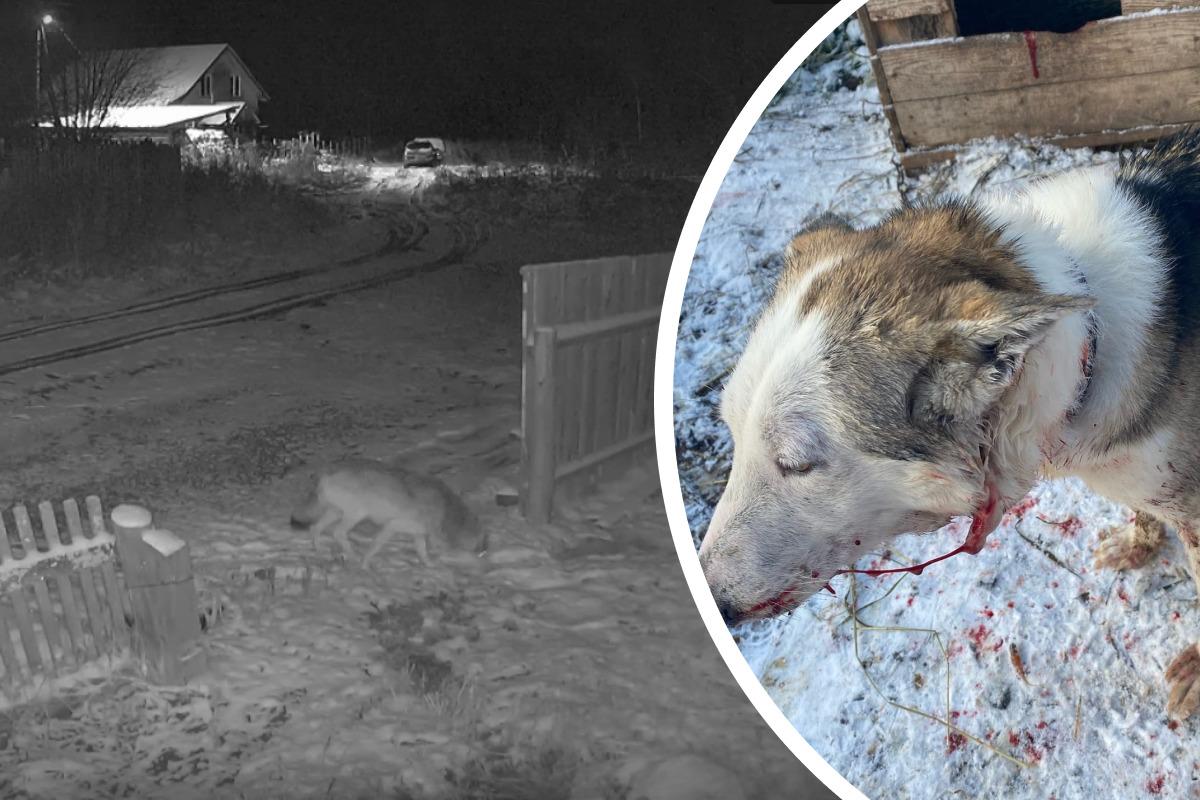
[92, 44, 269, 106]
[41, 102, 246, 131]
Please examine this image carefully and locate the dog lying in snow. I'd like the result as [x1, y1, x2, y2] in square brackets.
[698, 129, 1200, 721]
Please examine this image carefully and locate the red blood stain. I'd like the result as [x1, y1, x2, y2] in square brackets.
[838, 484, 1000, 579]
[1008, 731, 1021, 747]
[946, 731, 967, 754]
[1117, 586, 1131, 603]
[981, 607, 995, 618]
[1007, 600, 1016, 608]
[966, 624, 1004, 652]
[1038, 514, 1083, 537]
[1172, 611, 1182, 622]
[1147, 775, 1165, 795]
[1167, 719, 1180, 732]
[1005, 496, 1039, 522]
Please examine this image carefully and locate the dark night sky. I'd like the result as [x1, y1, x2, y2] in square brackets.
[1, 1, 832, 149]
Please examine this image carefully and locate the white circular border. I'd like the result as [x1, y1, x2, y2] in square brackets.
[654, 2, 871, 798]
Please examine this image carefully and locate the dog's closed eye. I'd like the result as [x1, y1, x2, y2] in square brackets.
[777, 460, 815, 477]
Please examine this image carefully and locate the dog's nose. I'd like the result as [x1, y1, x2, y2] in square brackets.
[715, 598, 743, 627]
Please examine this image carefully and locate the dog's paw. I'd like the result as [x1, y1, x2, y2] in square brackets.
[1093, 534, 1157, 571]
[1166, 642, 1200, 720]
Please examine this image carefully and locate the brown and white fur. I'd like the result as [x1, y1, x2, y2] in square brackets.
[699, 130, 1200, 720]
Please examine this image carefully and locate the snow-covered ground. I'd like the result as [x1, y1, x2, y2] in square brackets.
[0, 163, 827, 799]
[672, 21, 1200, 800]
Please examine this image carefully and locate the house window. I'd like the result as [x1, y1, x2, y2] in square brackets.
[230, 75, 242, 97]
[200, 74, 212, 97]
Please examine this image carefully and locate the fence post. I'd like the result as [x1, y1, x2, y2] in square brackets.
[110, 504, 207, 684]
[523, 327, 558, 523]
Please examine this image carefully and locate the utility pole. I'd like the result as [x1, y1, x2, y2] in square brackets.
[34, 14, 54, 126]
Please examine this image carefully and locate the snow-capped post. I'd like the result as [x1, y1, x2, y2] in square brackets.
[110, 504, 207, 685]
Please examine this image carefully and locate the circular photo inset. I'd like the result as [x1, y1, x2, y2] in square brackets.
[660, 1, 1200, 798]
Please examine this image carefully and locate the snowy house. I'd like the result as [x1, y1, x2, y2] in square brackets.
[40, 44, 270, 145]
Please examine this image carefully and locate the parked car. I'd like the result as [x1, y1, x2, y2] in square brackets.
[402, 137, 445, 167]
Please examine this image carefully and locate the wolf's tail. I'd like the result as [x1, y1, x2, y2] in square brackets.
[290, 489, 322, 529]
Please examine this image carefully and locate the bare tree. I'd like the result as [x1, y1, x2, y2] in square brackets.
[40, 48, 159, 135]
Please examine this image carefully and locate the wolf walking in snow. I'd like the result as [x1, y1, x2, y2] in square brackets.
[290, 459, 487, 568]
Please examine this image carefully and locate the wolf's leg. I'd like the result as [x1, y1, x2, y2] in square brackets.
[360, 519, 406, 568]
[1093, 509, 1165, 571]
[326, 513, 364, 561]
[308, 508, 342, 551]
[1166, 522, 1200, 720]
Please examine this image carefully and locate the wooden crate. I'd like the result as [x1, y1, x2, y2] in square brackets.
[520, 253, 671, 523]
[859, 0, 1200, 171]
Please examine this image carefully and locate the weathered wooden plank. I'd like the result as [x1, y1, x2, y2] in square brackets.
[76, 566, 111, 655]
[11, 505, 39, 559]
[573, 267, 597, 461]
[872, 11, 958, 46]
[523, 327, 559, 524]
[99, 560, 130, 645]
[84, 496, 107, 539]
[557, 430, 657, 480]
[898, 123, 1190, 175]
[554, 307, 661, 345]
[58, 498, 97, 661]
[1121, 0, 1200, 11]
[7, 586, 43, 674]
[0, 602, 21, 685]
[595, 262, 625, 450]
[893, 66, 1200, 148]
[880, 11, 1200, 103]
[0, 512, 14, 566]
[38, 501, 63, 549]
[29, 577, 61, 674]
[55, 574, 90, 664]
[65, 501, 115, 652]
[867, 0, 953, 21]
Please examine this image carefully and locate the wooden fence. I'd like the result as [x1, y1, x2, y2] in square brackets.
[0, 138, 183, 261]
[282, 132, 374, 159]
[520, 253, 671, 523]
[0, 498, 206, 703]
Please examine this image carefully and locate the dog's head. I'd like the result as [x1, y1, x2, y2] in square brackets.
[700, 205, 1092, 624]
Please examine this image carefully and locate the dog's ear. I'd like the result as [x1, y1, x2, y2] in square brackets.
[797, 212, 854, 236]
[784, 212, 854, 266]
[908, 292, 1094, 430]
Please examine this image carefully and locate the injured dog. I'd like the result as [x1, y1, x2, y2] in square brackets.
[698, 129, 1200, 720]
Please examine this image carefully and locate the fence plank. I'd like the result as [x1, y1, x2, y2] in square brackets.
[12, 504, 39, 558]
[76, 567, 110, 655]
[524, 327, 558, 523]
[878, 11, 1200, 104]
[0, 601, 21, 685]
[0, 513, 13, 565]
[7, 586, 43, 674]
[64, 498, 114, 650]
[60, 498, 98, 661]
[99, 560, 129, 644]
[893, 65, 1200, 149]
[29, 577, 61, 674]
